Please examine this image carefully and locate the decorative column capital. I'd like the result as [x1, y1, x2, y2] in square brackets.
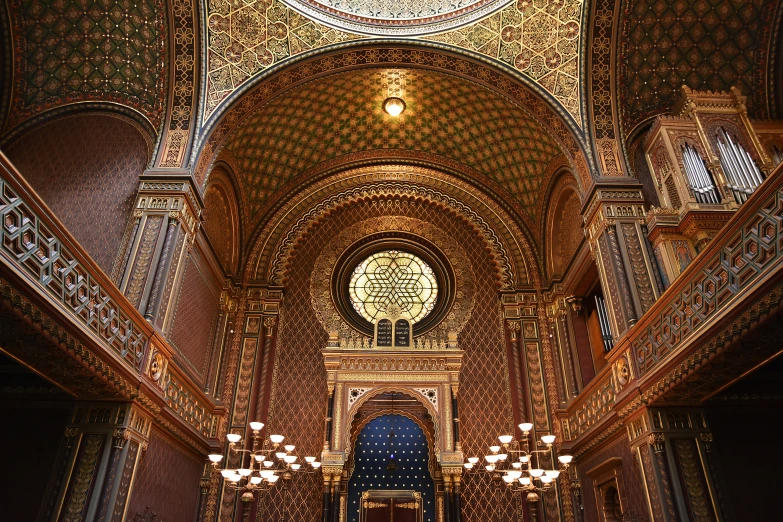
[506, 320, 521, 341]
[263, 316, 278, 334]
[565, 296, 582, 313]
[648, 433, 666, 453]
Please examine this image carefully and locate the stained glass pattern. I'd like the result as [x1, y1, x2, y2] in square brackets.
[348, 250, 438, 323]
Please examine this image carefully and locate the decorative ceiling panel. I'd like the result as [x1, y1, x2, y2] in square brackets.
[204, 0, 583, 124]
[282, 0, 511, 35]
[618, 0, 778, 134]
[5, 0, 166, 131]
[220, 68, 567, 230]
[424, 0, 582, 120]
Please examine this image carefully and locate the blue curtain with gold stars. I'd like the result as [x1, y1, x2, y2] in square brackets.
[347, 415, 435, 522]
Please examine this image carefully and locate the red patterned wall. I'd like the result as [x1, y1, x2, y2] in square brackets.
[577, 433, 648, 522]
[169, 246, 223, 383]
[258, 196, 516, 521]
[2, 113, 149, 274]
[126, 427, 203, 522]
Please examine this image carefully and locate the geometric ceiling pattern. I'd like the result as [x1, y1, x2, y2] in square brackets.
[425, 0, 582, 120]
[205, 0, 583, 123]
[220, 68, 567, 232]
[618, 0, 776, 133]
[205, 0, 359, 115]
[5, 0, 166, 131]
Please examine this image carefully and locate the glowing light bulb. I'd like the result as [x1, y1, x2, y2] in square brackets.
[498, 435, 513, 444]
[383, 97, 406, 117]
[518, 423, 533, 432]
[541, 435, 556, 445]
[249, 422, 264, 431]
[208, 454, 223, 463]
[226, 433, 242, 443]
[270, 434, 285, 444]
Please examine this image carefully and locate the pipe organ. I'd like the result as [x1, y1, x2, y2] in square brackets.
[644, 86, 783, 284]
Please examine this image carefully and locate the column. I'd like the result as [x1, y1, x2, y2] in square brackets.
[627, 406, 724, 522]
[331, 473, 342, 522]
[321, 475, 332, 522]
[452, 474, 462, 522]
[443, 475, 452, 522]
[37, 402, 152, 522]
[118, 177, 200, 331]
[584, 187, 664, 337]
[546, 295, 580, 399]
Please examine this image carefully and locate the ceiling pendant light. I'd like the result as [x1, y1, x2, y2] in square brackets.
[383, 97, 406, 117]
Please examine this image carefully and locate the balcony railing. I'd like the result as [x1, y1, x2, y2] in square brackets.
[0, 152, 218, 440]
[564, 161, 783, 443]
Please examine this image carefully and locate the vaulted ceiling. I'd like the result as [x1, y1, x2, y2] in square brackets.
[2, 0, 166, 133]
[1, 0, 781, 205]
[215, 67, 570, 237]
[618, 0, 780, 135]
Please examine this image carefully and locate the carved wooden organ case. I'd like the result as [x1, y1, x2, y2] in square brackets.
[644, 86, 783, 284]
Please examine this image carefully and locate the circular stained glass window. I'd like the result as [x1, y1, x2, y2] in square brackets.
[348, 250, 438, 323]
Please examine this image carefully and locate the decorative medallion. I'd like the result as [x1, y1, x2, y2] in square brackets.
[281, 0, 514, 35]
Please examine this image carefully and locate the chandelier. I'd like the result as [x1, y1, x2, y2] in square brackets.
[463, 423, 573, 504]
[207, 421, 321, 503]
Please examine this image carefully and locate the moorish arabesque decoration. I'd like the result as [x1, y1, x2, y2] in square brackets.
[204, 0, 583, 123]
[5, 0, 166, 132]
[217, 68, 568, 229]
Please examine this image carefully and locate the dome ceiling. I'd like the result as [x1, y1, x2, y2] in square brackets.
[283, 0, 511, 35]
[204, 0, 583, 122]
[216, 67, 569, 235]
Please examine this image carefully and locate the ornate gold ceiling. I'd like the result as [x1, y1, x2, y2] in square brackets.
[617, 0, 779, 134]
[213, 67, 570, 237]
[204, 0, 583, 123]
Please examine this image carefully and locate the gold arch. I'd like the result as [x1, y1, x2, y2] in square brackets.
[343, 386, 442, 463]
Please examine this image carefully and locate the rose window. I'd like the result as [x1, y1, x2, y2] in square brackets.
[348, 250, 438, 323]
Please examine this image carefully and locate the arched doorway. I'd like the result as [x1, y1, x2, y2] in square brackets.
[348, 414, 435, 522]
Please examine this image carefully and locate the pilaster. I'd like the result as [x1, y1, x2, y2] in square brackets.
[627, 406, 722, 522]
[583, 187, 663, 337]
[39, 402, 152, 522]
[119, 177, 201, 332]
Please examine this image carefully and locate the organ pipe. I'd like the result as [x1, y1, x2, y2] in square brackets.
[681, 144, 720, 204]
[716, 128, 764, 204]
[594, 296, 614, 352]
